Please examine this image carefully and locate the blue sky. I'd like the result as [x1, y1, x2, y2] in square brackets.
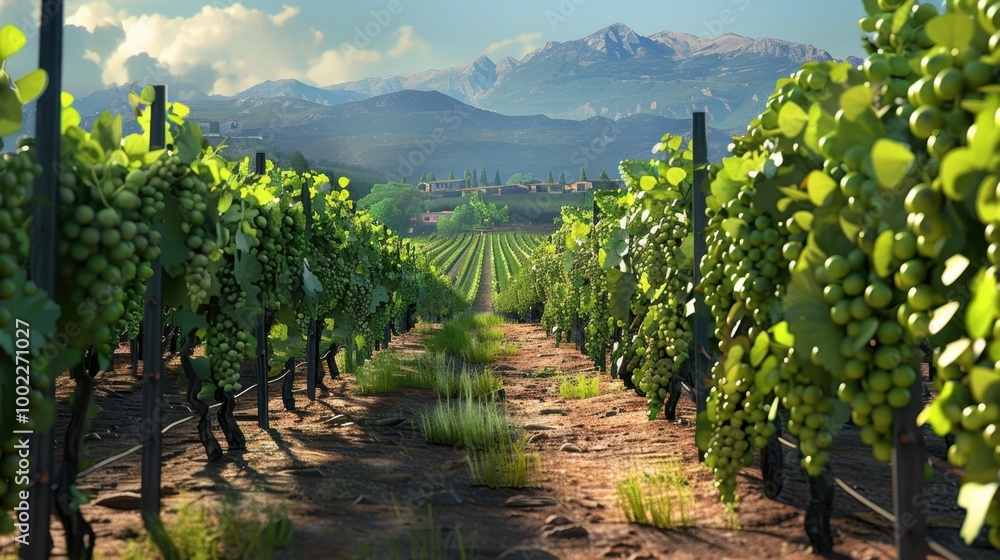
[0, 0, 879, 97]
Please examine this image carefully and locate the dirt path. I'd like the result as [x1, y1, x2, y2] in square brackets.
[472, 239, 493, 313]
[4, 324, 988, 559]
[447, 236, 472, 279]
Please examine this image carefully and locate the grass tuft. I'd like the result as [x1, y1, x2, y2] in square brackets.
[419, 398, 512, 449]
[559, 374, 600, 399]
[353, 352, 431, 394]
[417, 352, 503, 399]
[616, 460, 693, 530]
[120, 497, 293, 560]
[467, 436, 539, 489]
[425, 313, 516, 363]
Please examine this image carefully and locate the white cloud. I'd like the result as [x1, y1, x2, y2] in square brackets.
[102, 4, 327, 95]
[486, 32, 541, 56]
[387, 25, 430, 59]
[306, 46, 383, 86]
[66, 0, 127, 32]
[92, 3, 434, 95]
[272, 5, 299, 26]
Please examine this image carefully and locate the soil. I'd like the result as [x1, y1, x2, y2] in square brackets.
[0, 324, 994, 559]
[472, 242, 493, 313]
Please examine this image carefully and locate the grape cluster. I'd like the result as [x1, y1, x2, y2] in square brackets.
[632, 215, 691, 411]
[56, 161, 161, 356]
[0, 147, 40, 327]
[151, 155, 217, 311]
[205, 317, 247, 393]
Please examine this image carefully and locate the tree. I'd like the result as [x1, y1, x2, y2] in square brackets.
[507, 172, 539, 185]
[427, 171, 437, 181]
[472, 172, 479, 187]
[547, 171, 554, 183]
[419, 172, 426, 183]
[401, 175, 408, 184]
[480, 167, 488, 186]
[579, 166, 587, 181]
[559, 170, 566, 185]
[357, 181, 425, 234]
[448, 170, 455, 180]
[288, 150, 310, 174]
[494, 170, 501, 186]
[438, 192, 509, 233]
[598, 167, 610, 180]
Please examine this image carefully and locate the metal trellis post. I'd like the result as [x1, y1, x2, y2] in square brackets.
[691, 112, 710, 417]
[140, 84, 167, 529]
[24, 2, 63, 557]
[254, 152, 269, 428]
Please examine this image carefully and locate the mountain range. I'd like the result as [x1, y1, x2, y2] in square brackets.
[17, 23, 855, 181]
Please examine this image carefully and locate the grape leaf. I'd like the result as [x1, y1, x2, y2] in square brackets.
[872, 229, 895, 278]
[840, 85, 873, 122]
[778, 102, 808, 138]
[0, 85, 23, 137]
[892, 0, 916, 34]
[0, 25, 26, 60]
[784, 270, 845, 373]
[749, 331, 770, 368]
[666, 167, 687, 186]
[941, 148, 983, 201]
[369, 284, 390, 314]
[969, 366, 1000, 403]
[0, 269, 62, 357]
[807, 171, 838, 206]
[14, 68, 46, 105]
[967, 271, 997, 339]
[925, 13, 975, 53]
[957, 481, 999, 544]
[870, 139, 914, 189]
[930, 302, 961, 336]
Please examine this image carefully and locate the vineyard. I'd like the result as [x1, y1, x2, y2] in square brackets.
[418, 233, 544, 306]
[3, 0, 1000, 558]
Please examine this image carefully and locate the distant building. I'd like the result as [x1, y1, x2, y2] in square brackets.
[419, 211, 454, 224]
[221, 120, 244, 135]
[419, 180, 467, 193]
[568, 179, 621, 192]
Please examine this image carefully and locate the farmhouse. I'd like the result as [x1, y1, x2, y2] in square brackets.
[418, 211, 454, 224]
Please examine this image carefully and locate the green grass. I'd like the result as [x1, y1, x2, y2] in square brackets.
[425, 313, 517, 363]
[121, 497, 294, 560]
[616, 461, 693, 530]
[419, 398, 513, 449]
[417, 353, 504, 399]
[559, 374, 600, 399]
[467, 436, 539, 489]
[353, 352, 432, 394]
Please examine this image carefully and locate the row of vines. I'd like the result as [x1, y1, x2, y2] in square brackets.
[497, 0, 1000, 549]
[422, 232, 543, 305]
[0, 23, 462, 544]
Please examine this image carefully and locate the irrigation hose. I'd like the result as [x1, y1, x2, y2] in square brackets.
[79, 363, 306, 479]
[774, 436, 962, 560]
[80, 355, 966, 559]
